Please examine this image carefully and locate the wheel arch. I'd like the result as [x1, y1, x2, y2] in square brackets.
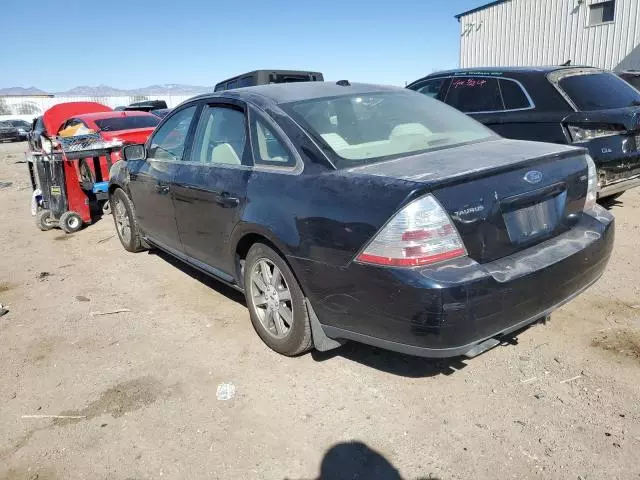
[231, 224, 304, 291]
[108, 160, 130, 198]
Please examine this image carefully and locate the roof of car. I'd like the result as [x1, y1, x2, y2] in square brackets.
[422, 66, 598, 77]
[191, 81, 401, 105]
[73, 110, 157, 121]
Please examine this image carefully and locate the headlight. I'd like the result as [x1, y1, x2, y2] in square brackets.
[17, 128, 27, 134]
[568, 124, 622, 143]
[584, 154, 597, 211]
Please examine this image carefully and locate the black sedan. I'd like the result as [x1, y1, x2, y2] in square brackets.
[0, 120, 30, 142]
[407, 67, 640, 201]
[109, 82, 614, 358]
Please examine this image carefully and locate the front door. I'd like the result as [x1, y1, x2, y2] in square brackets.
[128, 105, 198, 251]
[172, 103, 251, 278]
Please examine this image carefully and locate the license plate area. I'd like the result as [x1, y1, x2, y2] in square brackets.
[502, 191, 566, 245]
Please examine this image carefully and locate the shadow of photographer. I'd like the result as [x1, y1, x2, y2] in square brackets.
[286, 441, 442, 480]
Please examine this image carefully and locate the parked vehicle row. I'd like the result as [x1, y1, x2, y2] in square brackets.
[407, 66, 640, 200]
[108, 81, 614, 359]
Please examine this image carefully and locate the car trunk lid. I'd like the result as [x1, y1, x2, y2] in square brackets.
[348, 138, 589, 263]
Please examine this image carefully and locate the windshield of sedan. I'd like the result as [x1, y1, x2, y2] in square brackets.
[94, 115, 160, 132]
[557, 72, 640, 111]
[283, 91, 495, 167]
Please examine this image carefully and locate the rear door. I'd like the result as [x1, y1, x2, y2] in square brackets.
[172, 100, 251, 278]
[127, 104, 199, 252]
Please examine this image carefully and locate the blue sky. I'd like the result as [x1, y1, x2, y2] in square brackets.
[0, 0, 487, 91]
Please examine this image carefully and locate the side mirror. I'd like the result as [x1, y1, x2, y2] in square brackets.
[123, 144, 146, 161]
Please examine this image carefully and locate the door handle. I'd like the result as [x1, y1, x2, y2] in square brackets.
[155, 183, 170, 194]
[215, 192, 240, 208]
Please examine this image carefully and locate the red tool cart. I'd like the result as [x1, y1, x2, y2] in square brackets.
[28, 135, 122, 233]
[28, 102, 124, 233]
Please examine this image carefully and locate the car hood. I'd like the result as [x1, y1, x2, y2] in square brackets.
[562, 105, 640, 131]
[99, 127, 155, 144]
[345, 138, 582, 188]
[43, 102, 112, 135]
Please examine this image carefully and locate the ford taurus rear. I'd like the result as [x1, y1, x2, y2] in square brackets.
[282, 89, 614, 358]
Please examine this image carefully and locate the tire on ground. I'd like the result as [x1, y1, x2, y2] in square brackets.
[243, 242, 312, 356]
[59, 211, 83, 233]
[111, 187, 145, 252]
[36, 209, 55, 231]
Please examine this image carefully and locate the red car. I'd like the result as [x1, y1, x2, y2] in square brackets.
[57, 110, 161, 186]
[58, 110, 160, 144]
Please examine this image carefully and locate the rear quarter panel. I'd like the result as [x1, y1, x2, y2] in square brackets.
[471, 110, 569, 145]
[232, 170, 422, 268]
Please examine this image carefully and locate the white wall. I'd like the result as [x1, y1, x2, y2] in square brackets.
[0, 94, 197, 122]
[459, 0, 640, 70]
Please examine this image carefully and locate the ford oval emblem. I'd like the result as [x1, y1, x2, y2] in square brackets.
[524, 170, 543, 184]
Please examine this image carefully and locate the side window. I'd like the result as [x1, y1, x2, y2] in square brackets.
[236, 76, 254, 88]
[499, 79, 532, 110]
[445, 77, 504, 113]
[148, 105, 197, 161]
[190, 106, 247, 165]
[411, 77, 451, 99]
[251, 117, 294, 167]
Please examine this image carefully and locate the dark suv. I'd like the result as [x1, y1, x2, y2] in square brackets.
[408, 67, 640, 200]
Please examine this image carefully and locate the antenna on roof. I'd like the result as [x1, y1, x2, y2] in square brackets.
[561, 59, 571, 66]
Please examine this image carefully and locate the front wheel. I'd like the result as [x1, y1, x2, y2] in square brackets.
[243, 243, 312, 356]
[111, 188, 145, 252]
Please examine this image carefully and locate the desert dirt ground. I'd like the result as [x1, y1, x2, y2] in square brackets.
[0, 140, 639, 480]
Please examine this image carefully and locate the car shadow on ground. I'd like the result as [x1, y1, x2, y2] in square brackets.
[149, 247, 536, 378]
[149, 249, 246, 305]
[312, 322, 538, 378]
[599, 197, 624, 210]
[285, 441, 442, 480]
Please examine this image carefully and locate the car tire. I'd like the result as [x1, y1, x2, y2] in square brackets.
[59, 211, 83, 233]
[243, 243, 312, 356]
[111, 188, 145, 252]
[36, 209, 56, 231]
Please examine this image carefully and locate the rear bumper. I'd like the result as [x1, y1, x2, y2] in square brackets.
[298, 207, 614, 358]
[598, 173, 640, 197]
[589, 142, 640, 198]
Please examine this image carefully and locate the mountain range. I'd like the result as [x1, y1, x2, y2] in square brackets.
[0, 84, 212, 96]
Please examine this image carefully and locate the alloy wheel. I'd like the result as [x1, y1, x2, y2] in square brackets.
[249, 259, 294, 339]
[114, 198, 131, 244]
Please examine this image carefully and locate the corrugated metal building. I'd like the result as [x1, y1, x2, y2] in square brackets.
[0, 94, 196, 122]
[457, 0, 640, 71]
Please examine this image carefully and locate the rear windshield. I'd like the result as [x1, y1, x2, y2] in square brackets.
[272, 74, 314, 83]
[94, 115, 160, 132]
[282, 91, 495, 167]
[557, 72, 640, 110]
[619, 74, 640, 90]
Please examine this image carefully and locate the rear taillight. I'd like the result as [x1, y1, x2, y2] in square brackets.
[567, 124, 624, 143]
[356, 194, 467, 267]
[584, 154, 597, 210]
